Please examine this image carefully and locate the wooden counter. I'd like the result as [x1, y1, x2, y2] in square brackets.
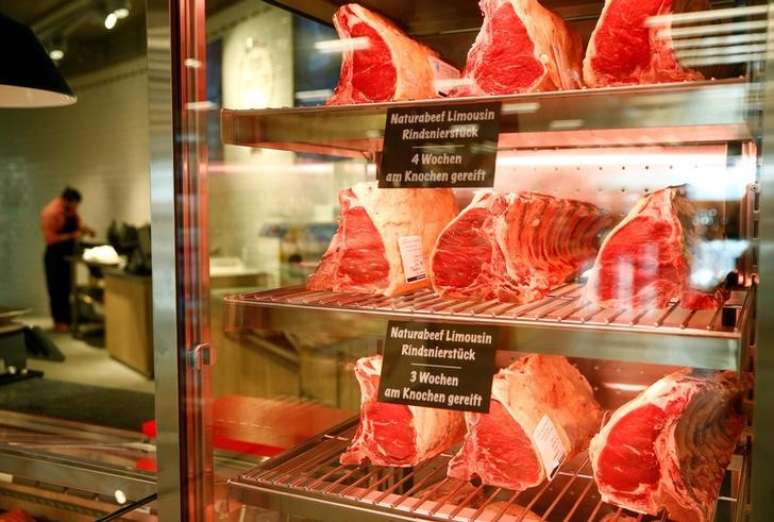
[104, 271, 153, 377]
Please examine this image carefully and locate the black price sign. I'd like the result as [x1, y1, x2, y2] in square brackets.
[379, 102, 502, 188]
[377, 321, 498, 413]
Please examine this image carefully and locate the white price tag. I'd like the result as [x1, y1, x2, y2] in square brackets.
[398, 236, 426, 283]
[533, 415, 566, 480]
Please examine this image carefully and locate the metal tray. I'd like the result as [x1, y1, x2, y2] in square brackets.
[223, 284, 754, 370]
[221, 80, 753, 158]
[229, 418, 747, 522]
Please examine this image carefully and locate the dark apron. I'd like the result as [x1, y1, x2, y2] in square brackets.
[44, 214, 78, 324]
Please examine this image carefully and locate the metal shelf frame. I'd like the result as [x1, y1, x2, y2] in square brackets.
[224, 284, 754, 371]
[222, 80, 754, 158]
[146, 0, 774, 519]
[229, 418, 746, 522]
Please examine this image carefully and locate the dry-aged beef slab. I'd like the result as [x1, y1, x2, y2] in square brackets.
[308, 182, 457, 297]
[583, 0, 705, 87]
[590, 369, 749, 522]
[447, 354, 602, 490]
[452, 0, 583, 96]
[340, 355, 465, 467]
[430, 191, 611, 303]
[584, 186, 725, 310]
[327, 4, 460, 105]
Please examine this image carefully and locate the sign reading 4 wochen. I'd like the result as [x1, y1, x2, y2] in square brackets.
[379, 102, 502, 188]
[378, 321, 498, 413]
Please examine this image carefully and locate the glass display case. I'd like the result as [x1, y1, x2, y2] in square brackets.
[147, 0, 774, 520]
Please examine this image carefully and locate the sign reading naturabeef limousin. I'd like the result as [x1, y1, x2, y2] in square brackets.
[377, 320, 498, 413]
[379, 102, 501, 188]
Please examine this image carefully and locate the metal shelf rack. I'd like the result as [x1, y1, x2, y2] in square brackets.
[229, 418, 747, 522]
[221, 80, 753, 158]
[224, 283, 754, 369]
[223, 283, 753, 371]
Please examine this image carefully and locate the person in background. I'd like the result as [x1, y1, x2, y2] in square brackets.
[40, 187, 95, 333]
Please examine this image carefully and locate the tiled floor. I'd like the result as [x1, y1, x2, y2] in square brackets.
[23, 317, 155, 394]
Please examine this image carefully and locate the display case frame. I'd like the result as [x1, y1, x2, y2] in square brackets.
[147, 0, 774, 520]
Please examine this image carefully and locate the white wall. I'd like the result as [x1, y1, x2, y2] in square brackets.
[0, 57, 150, 314]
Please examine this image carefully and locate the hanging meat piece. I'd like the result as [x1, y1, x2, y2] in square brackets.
[447, 354, 602, 490]
[430, 191, 610, 303]
[583, 0, 705, 87]
[308, 182, 458, 297]
[590, 369, 749, 522]
[340, 355, 466, 467]
[327, 4, 460, 105]
[452, 0, 583, 96]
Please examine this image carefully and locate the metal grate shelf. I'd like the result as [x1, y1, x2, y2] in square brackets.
[223, 284, 753, 371]
[229, 419, 745, 522]
[221, 79, 752, 158]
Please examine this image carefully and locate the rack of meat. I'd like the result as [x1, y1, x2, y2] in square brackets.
[229, 357, 749, 522]
[324, 0, 734, 105]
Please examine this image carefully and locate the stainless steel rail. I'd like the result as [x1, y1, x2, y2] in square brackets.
[221, 79, 752, 158]
[229, 420, 744, 522]
[224, 284, 752, 370]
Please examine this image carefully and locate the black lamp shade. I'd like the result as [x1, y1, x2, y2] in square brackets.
[0, 12, 76, 108]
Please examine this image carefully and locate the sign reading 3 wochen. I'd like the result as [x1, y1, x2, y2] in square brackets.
[378, 320, 498, 413]
[379, 102, 502, 188]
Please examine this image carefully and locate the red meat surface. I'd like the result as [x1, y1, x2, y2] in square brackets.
[340, 355, 465, 467]
[453, 0, 582, 96]
[448, 355, 602, 489]
[430, 191, 610, 303]
[327, 4, 459, 104]
[584, 187, 727, 310]
[0, 511, 34, 522]
[308, 182, 457, 297]
[584, 0, 705, 86]
[590, 369, 749, 522]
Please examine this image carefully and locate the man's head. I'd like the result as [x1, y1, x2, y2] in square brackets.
[61, 187, 82, 214]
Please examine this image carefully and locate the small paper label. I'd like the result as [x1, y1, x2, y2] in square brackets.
[428, 56, 461, 85]
[533, 415, 566, 480]
[398, 236, 426, 283]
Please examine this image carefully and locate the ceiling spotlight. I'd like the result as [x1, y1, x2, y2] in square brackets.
[114, 7, 130, 19]
[47, 35, 66, 62]
[104, 12, 117, 30]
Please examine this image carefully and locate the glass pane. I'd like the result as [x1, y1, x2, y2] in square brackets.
[0, 2, 156, 519]
[186, 1, 766, 520]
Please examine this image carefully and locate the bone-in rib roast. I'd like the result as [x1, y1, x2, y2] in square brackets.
[452, 0, 583, 96]
[448, 354, 602, 490]
[590, 369, 749, 522]
[327, 4, 460, 104]
[430, 191, 611, 303]
[583, 0, 705, 87]
[340, 355, 466, 466]
[308, 182, 458, 297]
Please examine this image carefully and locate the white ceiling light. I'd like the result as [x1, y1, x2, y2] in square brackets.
[114, 7, 130, 19]
[49, 48, 64, 61]
[104, 12, 117, 30]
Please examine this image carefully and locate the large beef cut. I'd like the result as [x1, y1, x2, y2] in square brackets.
[452, 0, 583, 96]
[590, 369, 748, 522]
[584, 186, 725, 310]
[340, 355, 465, 466]
[583, 0, 704, 87]
[447, 354, 602, 490]
[308, 182, 458, 297]
[430, 191, 611, 303]
[327, 4, 460, 105]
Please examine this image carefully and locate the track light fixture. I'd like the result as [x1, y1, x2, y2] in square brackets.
[102, 0, 130, 31]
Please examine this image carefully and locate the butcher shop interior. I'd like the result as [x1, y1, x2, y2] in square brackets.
[0, 0, 772, 520]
